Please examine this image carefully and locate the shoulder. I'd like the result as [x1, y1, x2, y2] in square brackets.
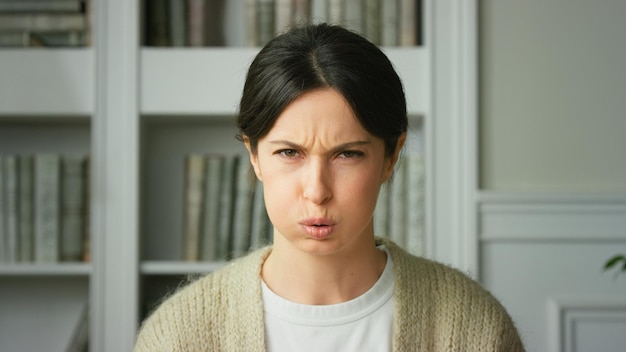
[379, 238, 525, 351]
[133, 247, 271, 352]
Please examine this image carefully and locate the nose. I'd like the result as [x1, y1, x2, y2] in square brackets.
[302, 158, 332, 205]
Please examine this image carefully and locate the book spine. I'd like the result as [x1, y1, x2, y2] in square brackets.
[203, 0, 225, 46]
[82, 156, 91, 262]
[274, 0, 293, 35]
[389, 154, 407, 247]
[0, 14, 86, 32]
[0, 1, 83, 13]
[34, 153, 61, 263]
[363, 0, 381, 45]
[292, 0, 311, 26]
[217, 155, 236, 259]
[18, 155, 34, 262]
[168, 0, 187, 47]
[187, 0, 205, 47]
[65, 301, 89, 352]
[405, 153, 425, 255]
[249, 181, 271, 251]
[326, 0, 344, 25]
[231, 153, 255, 259]
[200, 155, 224, 261]
[0, 155, 5, 262]
[382, 0, 398, 46]
[0, 32, 29, 47]
[4, 155, 19, 263]
[60, 156, 86, 262]
[344, 0, 363, 34]
[399, 0, 416, 46]
[182, 154, 206, 261]
[257, 0, 275, 46]
[374, 181, 390, 237]
[245, 0, 258, 46]
[146, 0, 169, 46]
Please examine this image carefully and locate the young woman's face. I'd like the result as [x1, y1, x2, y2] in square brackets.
[247, 88, 403, 257]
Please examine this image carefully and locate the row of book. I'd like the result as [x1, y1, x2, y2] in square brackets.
[374, 152, 425, 256]
[0, 153, 90, 263]
[320, 0, 422, 47]
[182, 153, 271, 261]
[145, 0, 421, 47]
[182, 151, 425, 261]
[0, 0, 91, 47]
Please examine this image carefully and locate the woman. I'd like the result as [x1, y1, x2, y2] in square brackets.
[133, 23, 524, 352]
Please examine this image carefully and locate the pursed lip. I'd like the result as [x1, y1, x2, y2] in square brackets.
[299, 217, 336, 239]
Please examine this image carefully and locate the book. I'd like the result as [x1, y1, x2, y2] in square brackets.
[0, 31, 28, 46]
[389, 154, 408, 247]
[0, 1, 84, 13]
[81, 156, 91, 262]
[145, 0, 169, 46]
[405, 153, 425, 255]
[274, 0, 292, 35]
[231, 153, 255, 259]
[187, 0, 204, 46]
[168, 0, 186, 47]
[4, 155, 19, 263]
[292, 0, 311, 26]
[0, 155, 5, 262]
[203, 0, 225, 46]
[65, 301, 89, 352]
[182, 154, 206, 261]
[217, 155, 236, 259]
[257, 0, 275, 46]
[382, 0, 399, 46]
[29, 30, 85, 46]
[399, 0, 417, 46]
[0, 14, 86, 32]
[344, 0, 362, 35]
[245, 0, 258, 46]
[326, 0, 344, 25]
[200, 155, 224, 261]
[249, 181, 271, 251]
[374, 181, 390, 237]
[18, 155, 34, 262]
[34, 153, 61, 262]
[363, 0, 381, 45]
[60, 155, 86, 262]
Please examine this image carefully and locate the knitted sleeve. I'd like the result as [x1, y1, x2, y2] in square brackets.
[386, 238, 526, 352]
[132, 248, 269, 352]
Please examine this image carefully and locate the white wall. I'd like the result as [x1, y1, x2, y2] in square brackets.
[480, 0, 626, 191]
[478, 1, 626, 351]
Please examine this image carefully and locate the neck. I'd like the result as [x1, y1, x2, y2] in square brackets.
[261, 236, 386, 305]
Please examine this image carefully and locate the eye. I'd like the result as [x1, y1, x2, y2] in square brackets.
[276, 149, 299, 158]
[338, 150, 365, 159]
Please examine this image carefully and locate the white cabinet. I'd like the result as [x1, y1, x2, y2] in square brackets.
[0, 1, 477, 351]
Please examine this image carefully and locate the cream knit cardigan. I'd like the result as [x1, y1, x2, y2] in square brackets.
[133, 238, 525, 351]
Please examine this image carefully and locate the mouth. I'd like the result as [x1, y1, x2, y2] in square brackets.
[300, 218, 336, 239]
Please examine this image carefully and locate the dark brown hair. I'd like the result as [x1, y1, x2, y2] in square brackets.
[236, 23, 408, 157]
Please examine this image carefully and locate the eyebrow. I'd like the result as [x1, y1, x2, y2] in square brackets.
[268, 140, 372, 151]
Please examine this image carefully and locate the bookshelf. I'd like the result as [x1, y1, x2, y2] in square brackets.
[1, 0, 480, 351]
[0, 51, 93, 352]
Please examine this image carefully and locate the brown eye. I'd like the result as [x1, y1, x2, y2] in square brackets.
[278, 149, 299, 158]
[338, 150, 365, 159]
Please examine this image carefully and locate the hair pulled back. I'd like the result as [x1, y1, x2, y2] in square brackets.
[236, 23, 408, 157]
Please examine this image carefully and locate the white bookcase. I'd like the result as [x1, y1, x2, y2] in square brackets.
[0, 1, 478, 351]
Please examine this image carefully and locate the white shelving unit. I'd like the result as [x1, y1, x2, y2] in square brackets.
[0, 46, 93, 352]
[0, 1, 479, 351]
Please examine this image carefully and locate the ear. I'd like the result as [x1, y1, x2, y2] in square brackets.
[243, 136, 262, 181]
[381, 133, 407, 183]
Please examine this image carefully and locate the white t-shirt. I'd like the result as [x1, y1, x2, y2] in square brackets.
[262, 247, 395, 352]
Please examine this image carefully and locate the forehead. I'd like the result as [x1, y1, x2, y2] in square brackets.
[266, 88, 371, 141]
